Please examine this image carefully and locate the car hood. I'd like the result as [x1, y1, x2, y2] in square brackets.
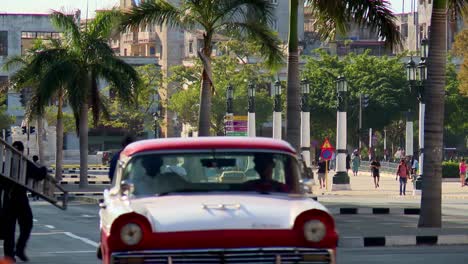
[129, 193, 328, 232]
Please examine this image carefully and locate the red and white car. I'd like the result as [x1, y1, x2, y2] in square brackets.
[98, 137, 338, 264]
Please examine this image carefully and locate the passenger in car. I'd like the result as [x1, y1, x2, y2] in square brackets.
[135, 156, 187, 195]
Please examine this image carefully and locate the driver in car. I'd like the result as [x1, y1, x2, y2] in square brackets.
[135, 155, 187, 195]
[242, 154, 289, 193]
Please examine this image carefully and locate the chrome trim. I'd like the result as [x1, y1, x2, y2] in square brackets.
[111, 247, 333, 264]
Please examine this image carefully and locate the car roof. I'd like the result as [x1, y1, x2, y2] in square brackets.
[121, 137, 296, 157]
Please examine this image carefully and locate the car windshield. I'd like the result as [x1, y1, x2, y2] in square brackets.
[121, 151, 301, 196]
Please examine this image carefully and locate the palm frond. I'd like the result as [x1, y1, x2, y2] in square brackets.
[2, 56, 27, 71]
[49, 11, 82, 48]
[215, 0, 275, 26]
[224, 21, 284, 69]
[449, 0, 468, 15]
[89, 9, 122, 39]
[119, 0, 185, 31]
[308, 0, 402, 48]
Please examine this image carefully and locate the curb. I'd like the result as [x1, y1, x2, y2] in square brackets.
[60, 181, 111, 185]
[329, 207, 420, 215]
[339, 235, 468, 248]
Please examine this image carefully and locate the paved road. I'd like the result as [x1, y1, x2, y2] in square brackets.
[338, 246, 468, 263]
[9, 201, 468, 263]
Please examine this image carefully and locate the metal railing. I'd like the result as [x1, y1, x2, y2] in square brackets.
[360, 160, 399, 174]
[0, 138, 67, 210]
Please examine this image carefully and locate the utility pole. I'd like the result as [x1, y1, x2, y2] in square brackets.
[359, 93, 362, 150]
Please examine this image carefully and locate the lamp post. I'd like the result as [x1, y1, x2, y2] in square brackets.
[153, 93, 161, 138]
[414, 37, 428, 193]
[300, 78, 311, 167]
[405, 56, 417, 159]
[247, 81, 256, 137]
[226, 84, 234, 114]
[332, 75, 351, 190]
[273, 80, 282, 139]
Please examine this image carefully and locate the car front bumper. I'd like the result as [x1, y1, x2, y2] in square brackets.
[111, 247, 335, 264]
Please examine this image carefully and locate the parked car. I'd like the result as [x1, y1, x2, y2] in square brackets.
[98, 137, 338, 264]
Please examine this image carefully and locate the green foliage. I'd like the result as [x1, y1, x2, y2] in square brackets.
[442, 161, 460, 178]
[100, 64, 162, 135]
[444, 60, 468, 148]
[44, 106, 76, 133]
[302, 49, 411, 147]
[168, 44, 275, 135]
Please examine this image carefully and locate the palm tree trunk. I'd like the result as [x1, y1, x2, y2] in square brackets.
[286, 0, 301, 151]
[37, 117, 45, 164]
[197, 38, 213, 136]
[55, 89, 64, 182]
[79, 71, 90, 188]
[418, 0, 446, 228]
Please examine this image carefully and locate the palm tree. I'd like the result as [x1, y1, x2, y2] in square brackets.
[16, 11, 140, 188]
[4, 40, 66, 181]
[418, 0, 467, 228]
[285, 0, 402, 150]
[119, 0, 283, 136]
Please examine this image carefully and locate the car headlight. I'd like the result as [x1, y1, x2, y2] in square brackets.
[120, 223, 143, 246]
[303, 220, 326, 242]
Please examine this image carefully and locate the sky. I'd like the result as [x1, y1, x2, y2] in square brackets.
[1, 0, 416, 17]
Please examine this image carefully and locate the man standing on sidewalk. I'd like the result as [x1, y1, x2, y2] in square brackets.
[396, 159, 410, 196]
[370, 157, 381, 188]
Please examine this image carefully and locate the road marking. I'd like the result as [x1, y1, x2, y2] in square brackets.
[45, 225, 55, 229]
[64, 232, 99, 247]
[42, 250, 96, 254]
[81, 214, 95, 218]
[32, 232, 67, 236]
[33, 219, 38, 222]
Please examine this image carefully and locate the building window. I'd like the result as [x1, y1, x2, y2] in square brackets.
[0, 31, 8, 56]
[150, 46, 155, 55]
[401, 23, 408, 38]
[124, 48, 127, 56]
[189, 41, 193, 54]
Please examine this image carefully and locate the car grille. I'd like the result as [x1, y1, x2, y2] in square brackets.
[112, 248, 333, 264]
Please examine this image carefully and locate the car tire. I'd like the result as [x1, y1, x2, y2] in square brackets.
[97, 243, 102, 260]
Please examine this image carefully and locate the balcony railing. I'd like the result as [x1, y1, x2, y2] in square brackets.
[138, 32, 157, 43]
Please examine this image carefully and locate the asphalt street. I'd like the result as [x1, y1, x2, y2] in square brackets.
[0, 201, 466, 263]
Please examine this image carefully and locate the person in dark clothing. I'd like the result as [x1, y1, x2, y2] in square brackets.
[370, 156, 381, 188]
[2, 141, 44, 262]
[317, 157, 326, 189]
[108, 136, 135, 183]
[346, 154, 351, 173]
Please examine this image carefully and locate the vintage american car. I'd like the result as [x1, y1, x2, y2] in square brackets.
[98, 137, 338, 264]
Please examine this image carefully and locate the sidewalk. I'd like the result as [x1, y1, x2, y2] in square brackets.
[313, 169, 468, 199]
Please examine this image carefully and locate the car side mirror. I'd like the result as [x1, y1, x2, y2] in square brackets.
[120, 180, 134, 196]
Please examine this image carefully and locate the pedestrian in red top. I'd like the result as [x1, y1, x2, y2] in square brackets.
[460, 159, 467, 187]
[396, 159, 410, 196]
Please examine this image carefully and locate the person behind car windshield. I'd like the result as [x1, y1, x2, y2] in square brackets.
[137, 155, 187, 195]
[243, 154, 287, 192]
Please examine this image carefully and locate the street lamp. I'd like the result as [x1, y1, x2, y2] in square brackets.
[153, 93, 162, 138]
[226, 84, 234, 114]
[420, 37, 429, 60]
[332, 75, 351, 190]
[300, 78, 311, 168]
[406, 57, 417, 83]
[272, 79, 282, 139]
[413, 38, 429, 194]
[247, 81, 256, 137]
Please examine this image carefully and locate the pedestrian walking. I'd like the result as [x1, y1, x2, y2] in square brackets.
[346, 153, 351, 174]
[351, 152, 360, 176]
[411, 156, 419, 175]
[317, 157, 326, 189]
[2, 141, 46, 262]
[370, 157, 381, 188]
[109, 135, 135, 183]
[459, 158, 467, 187]
[396, 158, 410, 196]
